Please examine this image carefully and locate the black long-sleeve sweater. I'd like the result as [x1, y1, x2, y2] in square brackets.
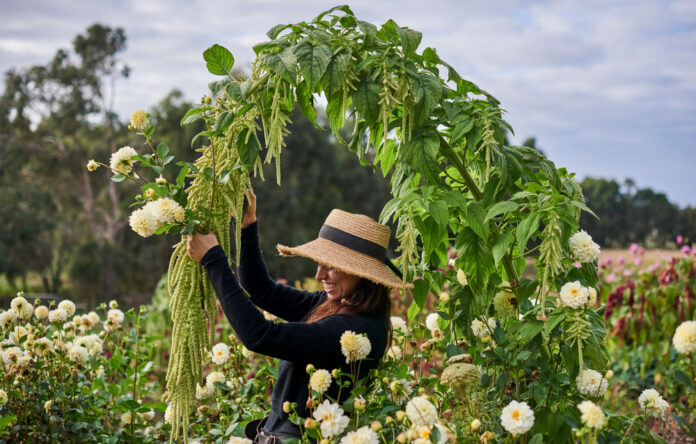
[201, 222, 389, 435]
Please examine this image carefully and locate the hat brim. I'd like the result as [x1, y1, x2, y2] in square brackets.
[277, 238, 412, 290]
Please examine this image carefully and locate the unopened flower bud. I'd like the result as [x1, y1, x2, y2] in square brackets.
[385, 416, 393, 425]
[395, 410, 406, 422]
[204, 96, 212, 104]
[320, 439, 330, 444]
[407, 429, 419, 441]
[44, 400, 53, 411]
[306, 364, 315, 374]
[283, 401, 291, 413]
[382, 376, 390, 384]
[481, 334, 491, 344]
[353, 397, 366, 411]
[306, 398, 315, 409]
[396, 433, 407, 444]
[439, 292, 450, 303]
[87, 160, 98, 171]
[480, 431, 495, 443]
[470, 419, 481, 431]
[155, 176, 167, 185]
[371, 421, 382, 432]
[332, 368, 340, 378]
[145, 188, 156, 199]
[109, 300, 118, 309]
[417, 387, 426, 395]
[304, 418, 318, 429]
[605, 369, 614, 379]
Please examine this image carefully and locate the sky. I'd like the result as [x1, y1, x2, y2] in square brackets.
[2, 0, 695, 206]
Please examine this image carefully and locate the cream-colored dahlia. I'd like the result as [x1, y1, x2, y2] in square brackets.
[312, 400, 350, 437]
[673, 320, 696, 354]
[0, 310, 18, 328]
[578, 400, 604, 429]
[500, 400, 534, 435]
[569, 230, 600, 263]
[58, 299, 75, 317]
[493, 287, 516, 317]
[68, 345, 89, 365]
[638, 388, 670, 418]
[144, 198, 185, 225]
[211, 343, 230, 365]
[48, 308, 67, 323]
[389, 378, 413, 404]
[576, 368, 608, 397]
[406, 396, 438, 427]
[226, 438, 253, 444]
[86, 159, 98, 171]
[35, 337, 54, 355]
[391, 316, 408, 334]
[195, 383, 214, 400]
[109, 146, 138, 175]
[471, 317, 496, 338]
[206, 371, 226, 388]
[11, 296, 33, 319]
[587, 287, 598, 307]
[339, 425, 379, 444]
[107, 309, 124, 324]
[87, 311, 100, 325]
[2, 347, 23, 366]
[310, 369, 332, 393]
[0, 389, 7, 406]
[129, 207, 159, 237]
[164, 404, 173, 424]
[340, 331, 371, 363]
[559, 281, 589, 309]
[130, 110, 149, 130]
[386, 345, 402, 360]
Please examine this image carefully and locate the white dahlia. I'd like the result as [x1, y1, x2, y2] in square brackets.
[129, 207, 159, 238]
[11, 296, 33, 319]
[58, 300, 76, 317]
[68, 345, 89, 365]
[569, 230, 600, 263]
[559, 281, 590, 309]
[34, 306, 49, 320]
[48, 308, 67, 323]
[340, 425, 379, 444]
[500, 400, 534, 435]
[391, 316, 408, 334]
[340, 331, 371, 363]
[309, 369, 332, 394]
[576, 369, 608, 397]
[211, 343, 230, 365]
[673, 320, 696, 354]
[107, 309, 124, 324]
[206, 371, 226, 388]
[638, 388, 670, 418]
[0, 310, 18, 328]
[578, 400, 605, 429]
[144, 198, 185, 225]
[405, 396, 438, 427]
[130, 110, 149, 130]
[109, 146, 138, 175]
[312, 400, 350, 438]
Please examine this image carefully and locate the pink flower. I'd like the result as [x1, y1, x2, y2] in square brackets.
[634, 258, 642, 266]
[682, 245, 691, 257]
[677, 235, 683, 245]
[573, 261, 582, 268]
[607, 273, 616, 283]
[630, 243, 639, 254]
[638, 247, 645, 255]
[618, 256, 625, 265]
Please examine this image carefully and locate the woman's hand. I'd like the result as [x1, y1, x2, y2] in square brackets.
[240, 189, 257, 228]
[186, 232, 220, 262]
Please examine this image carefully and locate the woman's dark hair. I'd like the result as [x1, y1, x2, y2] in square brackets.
[304, 278, 393, 351]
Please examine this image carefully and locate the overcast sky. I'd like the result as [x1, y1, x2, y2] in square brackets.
[2, 0, 695, 206]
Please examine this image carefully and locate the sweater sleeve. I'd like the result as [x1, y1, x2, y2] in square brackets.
[202, 245, 375, 366]
[238, 222, 325, 321]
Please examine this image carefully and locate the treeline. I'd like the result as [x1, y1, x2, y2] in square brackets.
[579, 177, 696, 248]
[0, 24, 391, 307]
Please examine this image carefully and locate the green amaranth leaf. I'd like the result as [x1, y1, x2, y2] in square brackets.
[294, 42, 332, 90]
[203, 44, 234, 76]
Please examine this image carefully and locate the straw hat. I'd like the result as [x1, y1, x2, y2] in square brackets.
[277, 209, 412, 289]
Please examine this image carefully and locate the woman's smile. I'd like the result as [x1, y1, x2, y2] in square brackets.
[315, 264, 360, 301]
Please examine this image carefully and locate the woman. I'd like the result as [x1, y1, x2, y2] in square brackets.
[186, 191, 408, 443]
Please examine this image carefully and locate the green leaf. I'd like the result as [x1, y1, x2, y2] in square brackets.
[176, 165, 189, 188]
[412, 279, 429, 309]
[519, 320, 544, 342]
[111, 173, 126, 183]
[673, 370, 695, 391]
[326, 93, 348, 141]
[266, 23, 290, 39]
[351, 77, 381, 124]
[294, 42, 332, 90]
[398, 27, 422, 56]
[180, 107, 204, 126]
[358, 20, 378, 49]
[529, 434, 543, 444]
[429, 200, 449, 226]
[456, 228, 494, 289]
[407, 301, 420, 321]
[492, 231, 514, 265]
[203, 44, 234, 76]
[295, 80, 320, 129]
[442, 190, 468, 210]
[463, 202, 489, 241]
[516, 211, 541, 253]
[450, 118, 473, 144]
[409, 72, 442, 127]
[325, 48, 352, 98]
[262, 46, 298, 84]
[237, 129, 261, 166]
[545, 309, 565, 333]
[214, 111, 235, 133]
[485, 200, 519, 222]
[400, 127, 440, 184]
[156, 143, 169, 160]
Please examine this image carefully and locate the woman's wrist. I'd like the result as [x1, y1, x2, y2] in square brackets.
[241, 219, 257, 229]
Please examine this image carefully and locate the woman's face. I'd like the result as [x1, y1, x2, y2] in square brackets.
[315, 264, 361, 302]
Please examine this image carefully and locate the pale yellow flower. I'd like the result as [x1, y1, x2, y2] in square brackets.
[130, 110, 149, 131]
[87, 159, 98, 171]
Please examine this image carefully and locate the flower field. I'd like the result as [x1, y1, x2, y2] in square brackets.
[1, 240, 694, 443]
